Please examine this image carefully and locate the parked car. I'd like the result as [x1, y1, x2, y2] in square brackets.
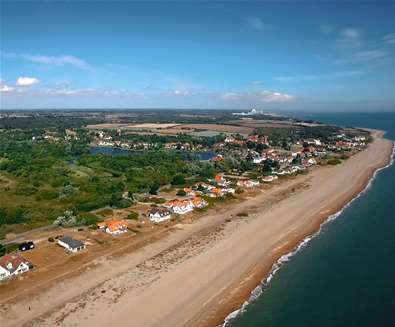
[19, 241, 35, 251]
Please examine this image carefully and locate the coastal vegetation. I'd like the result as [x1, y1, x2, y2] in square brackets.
[0, 110, 369, 239]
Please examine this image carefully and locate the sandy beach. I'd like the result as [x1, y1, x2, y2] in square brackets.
[0, 131, 393, 327]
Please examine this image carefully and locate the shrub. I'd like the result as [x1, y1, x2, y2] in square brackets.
[236, 212, 249, 217]
[48, 237, 55, 242]
[327, 158, 341, 165]
[127, 211, 139, 220]
[176, 189, 187, 196]
[77, 213, 100, 226]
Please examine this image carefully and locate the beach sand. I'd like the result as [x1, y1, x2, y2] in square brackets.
[0, 131, 393, 327]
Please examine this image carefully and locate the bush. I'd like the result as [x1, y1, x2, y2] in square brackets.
[77, 213, 100, 226]
[236, 212, 249, 217]
[48, 237, 55, 242]
[0, 244, 6, 256]
[176, 189, 187, 196]
[113, 198, 133, 208]
[127, 211, 139, 220]
[327, 158, 341, 165]
[171, 174, 185, 186]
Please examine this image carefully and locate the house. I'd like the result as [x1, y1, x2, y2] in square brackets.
[223, 187, 235, 194]
[307, 158, 317, 166]
[183, 187, 197, 196]
[97, 220, 128, 235]
[163, 199, 194, 215]
[208, 187, 224, 197]
[57, 236, 86, 253]
[237, 179, 260, 188]
[212, 155, 223, 162]
[191, 196, 208, 209]
[224, 136, 236, 143]
[0, 254, 32, 281]
[148, 207, 172, 223]
[213, 174, 230, 187]
[194, 182, 214, 191]
[252, 156, 266, 164]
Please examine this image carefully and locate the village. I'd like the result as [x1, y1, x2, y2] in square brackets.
[0, 123, 369, 283]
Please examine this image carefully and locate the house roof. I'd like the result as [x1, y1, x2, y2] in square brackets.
[0, 254, 29, 274]
[149, 207, 171, 215]
[59, 236, 85, 249]
[107, 220, 128, 232]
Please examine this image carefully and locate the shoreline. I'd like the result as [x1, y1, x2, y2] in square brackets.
[209, 135, 395, 327]
[0, 132, 393, 327]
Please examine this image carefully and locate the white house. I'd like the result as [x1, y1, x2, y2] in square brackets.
[164, 199, 194, 215]
[237, 179, 260, 188]
[0, 254, 31, 281]
[148, 207, 172, 223]
[57, 236, 86, 253]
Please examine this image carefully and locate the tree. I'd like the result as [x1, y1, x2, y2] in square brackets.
[0, 244, 5, 256]
[149, 182, 160, 195]
[171, 174, 185, 186]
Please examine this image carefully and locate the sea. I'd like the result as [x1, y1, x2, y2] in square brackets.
[227, 112, 395, 327]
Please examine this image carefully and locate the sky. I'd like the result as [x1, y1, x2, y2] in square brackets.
[1, 1, 395, 111]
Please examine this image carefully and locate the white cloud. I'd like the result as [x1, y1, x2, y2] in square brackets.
[274, 70, 363, 82]
[336, 50, 388, 64]
[172, 89, 190, 96]
[341, 28, 360, 40]
[244, 17, 275, 31]
[0, 80, 15, 92]
[16, 76, 39, 86]
[384, 33, 395, 45]
[4, 52, 92, 71]
[338, 28, 362, 47]
[222, 90, 294, 103]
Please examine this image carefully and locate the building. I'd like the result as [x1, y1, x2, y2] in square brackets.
[237, 179, 260, 188]
[163, 199, 194, 214]
[97, 220, 129, 235]
[191, 196, 208, 209]
[148, 207, 172, 223]
[0, 254, 32, 281]
[57, 236, 86, 253]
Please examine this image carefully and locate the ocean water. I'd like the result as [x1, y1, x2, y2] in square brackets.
[230, 112, 395, 327]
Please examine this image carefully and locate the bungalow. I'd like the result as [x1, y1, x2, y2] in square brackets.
[0, 254, 32, 281]
[57, 236, 86, 253]
[97, 220, 128, 235]
[148, 207, 172, 223]
[224, 136, 236, 143]
[194, 182, 214, 191]
[252, 155, 266, 164]
[213, 174, 230, 187]
[183, 187, 197, 197]
[208, 187, 224, 197]
[237, 179, 260, 188]
[191, 196, 208, 209]
[163, 199, 194, 215]
[223, 187, 235, 194]
[307, 158, 317, 166]
[212, 155, 224, 162]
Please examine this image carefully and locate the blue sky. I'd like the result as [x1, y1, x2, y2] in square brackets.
[1, 1, 395, 111]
